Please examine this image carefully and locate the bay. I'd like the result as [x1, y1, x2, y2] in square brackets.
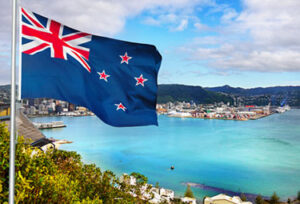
[30, 109, 300, 200]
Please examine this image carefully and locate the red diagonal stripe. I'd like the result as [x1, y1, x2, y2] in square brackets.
[22, 24, 53, 42]
[23, 43, 49, 55]
[67, 46, 89, 60]
[62, 32, 90, 41]
[22, 8, 44, 28]
[72, 51, 91, 72]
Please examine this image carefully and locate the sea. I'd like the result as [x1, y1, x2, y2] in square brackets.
[30, 109, 300, 200]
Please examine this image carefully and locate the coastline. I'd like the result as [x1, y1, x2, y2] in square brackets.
[166, 112, 273, 121]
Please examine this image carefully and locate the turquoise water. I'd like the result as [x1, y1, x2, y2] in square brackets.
[30, 110, 300, 200]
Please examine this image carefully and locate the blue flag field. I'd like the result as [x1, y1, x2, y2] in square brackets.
[20, 8, 162, 127]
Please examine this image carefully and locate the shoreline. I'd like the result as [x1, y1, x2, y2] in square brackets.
[167, 112, 274, 121]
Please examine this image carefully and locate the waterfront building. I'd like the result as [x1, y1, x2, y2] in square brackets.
[29, 106, 37, 115]
[181, 197, 197, 204]
[168, 111, 192, 118]
[204, 194, 252, 204]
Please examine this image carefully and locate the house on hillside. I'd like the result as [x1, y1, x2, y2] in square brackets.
[204, 194, 252, 204]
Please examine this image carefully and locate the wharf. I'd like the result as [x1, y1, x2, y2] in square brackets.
[33, 121, 66, 129]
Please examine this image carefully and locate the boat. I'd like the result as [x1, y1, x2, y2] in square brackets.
[275, 107, 285, 113]
[284, 105, 291, 111]
[276, 105, 291, 113]
[167, 111, 192, 118]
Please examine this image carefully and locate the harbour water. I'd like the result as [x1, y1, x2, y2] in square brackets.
[30, 109, 300, 200]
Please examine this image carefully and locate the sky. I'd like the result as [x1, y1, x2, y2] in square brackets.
[1, 0, 300, 88]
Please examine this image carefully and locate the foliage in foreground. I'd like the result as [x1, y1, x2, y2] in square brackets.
[0, 123, 147, 204]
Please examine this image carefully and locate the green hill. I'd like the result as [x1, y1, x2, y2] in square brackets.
[157, 84, 233, 104]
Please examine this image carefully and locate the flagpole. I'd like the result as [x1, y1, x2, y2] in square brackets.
[9, 0, 18, 203]
[18, 6, 22, 101]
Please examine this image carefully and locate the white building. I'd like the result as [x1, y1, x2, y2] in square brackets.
[181, 197, 197, 204]
[148, 187, 175, 204]
[29, 106, 36, 115]
[204, 194, 252, 204]
[119, 174, 175, 203]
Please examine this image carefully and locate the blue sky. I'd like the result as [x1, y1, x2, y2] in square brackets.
[1, 0, 300, 88]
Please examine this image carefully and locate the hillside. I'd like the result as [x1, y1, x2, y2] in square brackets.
[0, 84, 10, 92]
[205, 85, 300, 96]
[157, 84, 233, 104]
[0, 84, 10, 103]
[205, 85, 300, 106]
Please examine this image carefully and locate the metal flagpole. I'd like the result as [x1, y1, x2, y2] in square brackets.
[18, 5, 22, 101]
[9, 0, 18, 203]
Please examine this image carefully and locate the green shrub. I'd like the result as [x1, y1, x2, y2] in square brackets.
[0, 123, 147, 203]
[255, 195, 265, 204]
[270, 192, 280, 204]
[184, 184, 194, 198]
[240, 193, 247, 201]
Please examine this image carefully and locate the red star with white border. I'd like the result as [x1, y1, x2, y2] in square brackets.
[115, 103, 126, 111]
[135, 74, 148, 87]
[120, 52, 132, 64]
[97, 70, 110, 82]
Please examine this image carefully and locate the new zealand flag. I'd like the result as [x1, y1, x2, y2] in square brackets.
[21, 8, 162, 127]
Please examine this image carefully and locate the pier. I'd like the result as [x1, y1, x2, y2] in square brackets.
[33, 121, 66, 129]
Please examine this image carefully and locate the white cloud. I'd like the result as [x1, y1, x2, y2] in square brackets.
[143, 13, 178, 27]
[0, 0, 215, 84]
[194, 22, 209, 31]
[173, 19, 188, 31]
[221, 8, 238, 23]
[182, 0, 300, 73]
[20, 0, 213, 36]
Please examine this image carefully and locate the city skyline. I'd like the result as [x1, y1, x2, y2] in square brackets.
[1, 0, 300, 88]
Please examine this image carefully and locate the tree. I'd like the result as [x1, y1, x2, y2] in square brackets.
[184, 184, 195, 198]
[155, 182, 159, 189]
[130, 172, 148, 185]
[255, 195, 264, 204]
[240, 193, 247, 201]
[297, 191, 300, 201]
[0, 123, 146, 203]
[270, 192, 280, 204]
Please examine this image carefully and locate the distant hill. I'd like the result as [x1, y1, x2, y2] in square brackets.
[157, 84, 233, 104]
[205, 85, 300, 106]
[0, 84, 10, 92]
[0, 85, 11, 103]
[205, 85, 300, 96]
